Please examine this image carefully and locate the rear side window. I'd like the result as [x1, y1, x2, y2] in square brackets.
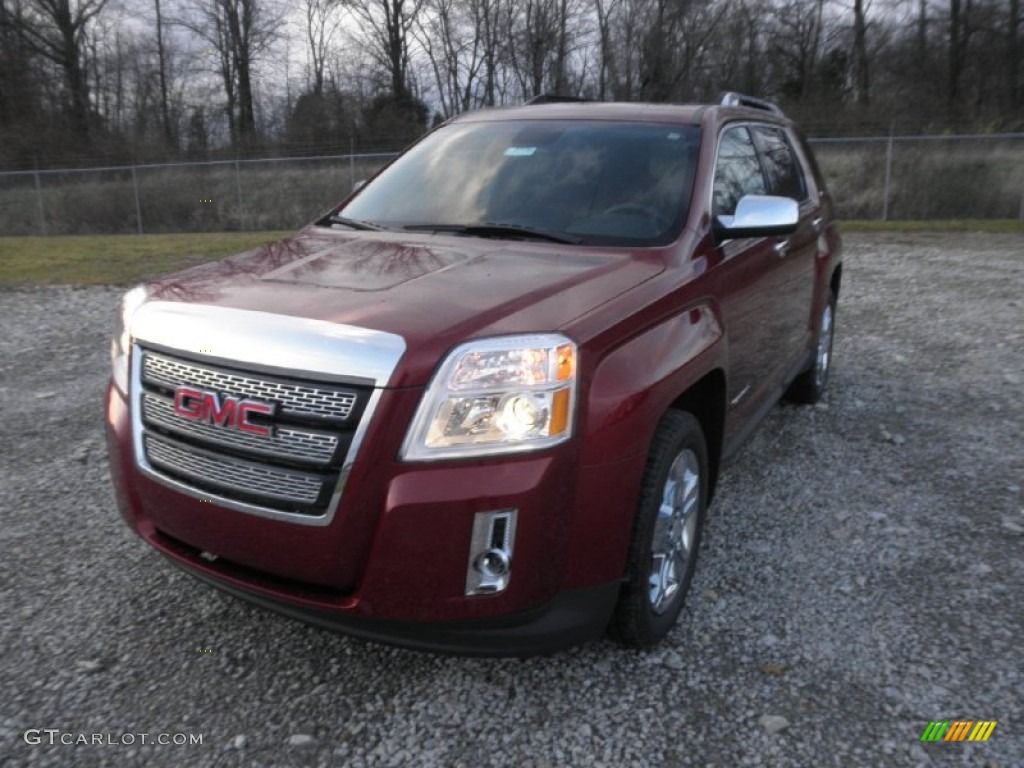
[713, 126, 766, 217]
[750, 125, 807, 202]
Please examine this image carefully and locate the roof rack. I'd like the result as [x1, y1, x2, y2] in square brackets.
[719, 92, 784, 116]
[524, 93, 595, 106]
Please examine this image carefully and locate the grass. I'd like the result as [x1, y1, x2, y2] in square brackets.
[0, 231, 292, 287]
[0, 221, 1020, 288]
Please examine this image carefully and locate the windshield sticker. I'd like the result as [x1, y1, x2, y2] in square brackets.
[504, 147, 537, 157]
[667, 133, 681, 140]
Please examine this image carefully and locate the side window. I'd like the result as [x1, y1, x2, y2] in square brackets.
[713, 126, 766, 217]
[750, 125, 807, 202]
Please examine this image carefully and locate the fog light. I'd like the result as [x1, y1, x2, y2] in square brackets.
[475, 548, 511, 577]
[466, 509, 516, 595]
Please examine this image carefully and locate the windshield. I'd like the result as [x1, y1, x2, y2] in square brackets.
[337, 120, 701, 247]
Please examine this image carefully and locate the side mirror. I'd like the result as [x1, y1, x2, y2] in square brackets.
[714, 194, 798, 241]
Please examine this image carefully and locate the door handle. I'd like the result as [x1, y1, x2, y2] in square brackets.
[812, 217, 824, 233]
[773, 239, 790, 257]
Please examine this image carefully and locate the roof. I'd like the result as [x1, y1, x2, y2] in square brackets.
[450, 100, 796, 131]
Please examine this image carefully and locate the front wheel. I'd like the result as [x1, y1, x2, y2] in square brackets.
[610, 410, 708, 648]
[786, 289, 836, 404]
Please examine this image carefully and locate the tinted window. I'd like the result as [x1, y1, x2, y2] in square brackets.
[339, 120, 701, 247]
[713, 127, 766, 217]
[750, 125, 807, 201]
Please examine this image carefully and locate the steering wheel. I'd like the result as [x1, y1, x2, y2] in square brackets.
[602, 202, 672, 231]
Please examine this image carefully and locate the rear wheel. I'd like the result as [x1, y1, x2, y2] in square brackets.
[610, 410, 707, 648]
[786, 289, 836, 404]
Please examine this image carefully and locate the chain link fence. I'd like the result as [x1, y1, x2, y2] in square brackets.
[0, 153, 396, 237]
[808, 133, 1024, 221]
[1, 135, 1022, 236]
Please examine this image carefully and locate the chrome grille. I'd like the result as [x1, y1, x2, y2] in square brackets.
[142, 394, 339, 466]
[145, 434, 323, 505]
[142, 352, 357, 421]
[136, 347, 373, 517]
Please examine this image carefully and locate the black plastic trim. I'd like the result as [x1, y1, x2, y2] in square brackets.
[168, 555, 621, 657]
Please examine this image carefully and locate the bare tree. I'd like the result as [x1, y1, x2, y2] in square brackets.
[770, 0, 829, 102]
[739, 0, 766, 94]
[593, 0, 622, 99]
[84, 15, 121, 132]
[174, 0, 284, 144]
[225, 0, 255, 137]
[476, 0, 508, 105]
[347, 0, 426, 102]
[627, 0, 726, 102]
[706, 0, 764, 96]
[154, 0, 174, 147]
[852, 0, 870, 105]
[506, 0, 561, 98]
[917, 0, 926, 60]
[0, 1, 38, 147]
[303, 0, 342, 95]
[947, 0, 970, 110]
[414, 0, 479, 116]
[616, 0, 646, 99]
[4, 0, 1024, 171]
[8, 0, 110, 142]
[552, 0, 570, 93]
[1010, 0, 1020, 108]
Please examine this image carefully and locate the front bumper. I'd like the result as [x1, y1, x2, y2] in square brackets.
[106, 378, 622, 654]
[171, 552, 619, 656]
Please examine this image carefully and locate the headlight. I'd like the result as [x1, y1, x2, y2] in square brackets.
[110, 285, 148, 394]
[401, 334, 577, 460]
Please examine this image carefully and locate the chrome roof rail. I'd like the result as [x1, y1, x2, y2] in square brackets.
[719, 91, 785, 116]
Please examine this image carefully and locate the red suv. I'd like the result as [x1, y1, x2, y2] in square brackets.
[105, 93, 842, 655]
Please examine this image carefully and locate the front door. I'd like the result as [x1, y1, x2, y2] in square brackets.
[711, 124, 800, 432]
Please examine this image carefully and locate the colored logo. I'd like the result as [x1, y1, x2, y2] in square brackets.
[173, 386, 274, 437]
[921, 720, 997, 742]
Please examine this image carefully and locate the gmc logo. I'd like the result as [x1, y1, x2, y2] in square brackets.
[173, 387, 274, 437]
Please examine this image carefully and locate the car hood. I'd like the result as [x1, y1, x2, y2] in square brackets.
[146, 227, 666, 386]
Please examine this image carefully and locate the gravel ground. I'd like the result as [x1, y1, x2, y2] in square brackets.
[1, 232, 1022, 768]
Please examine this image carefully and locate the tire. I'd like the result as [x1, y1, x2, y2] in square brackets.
[610, 410, 708, 648]
[786, 289, 836, 404]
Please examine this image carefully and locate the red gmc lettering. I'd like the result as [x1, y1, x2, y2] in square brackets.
[203, 393, 235, 426]
[237, 402, 273, 436]
[173, 387, 203, 419]
[173, 387, 271, 436]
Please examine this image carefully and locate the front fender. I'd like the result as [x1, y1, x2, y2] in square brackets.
[563, 304, 725, 588]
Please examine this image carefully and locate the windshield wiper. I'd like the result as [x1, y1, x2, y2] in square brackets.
[320, 214, 386, 231]
[402, 222, 582, 245]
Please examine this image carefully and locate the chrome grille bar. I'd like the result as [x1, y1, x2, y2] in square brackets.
[142, 352, 358, 421]
[128, 304, 405, 526]
[145, 433, 324, 506]
[134, 346, 374, 519]
[142, 393, 340, 467]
